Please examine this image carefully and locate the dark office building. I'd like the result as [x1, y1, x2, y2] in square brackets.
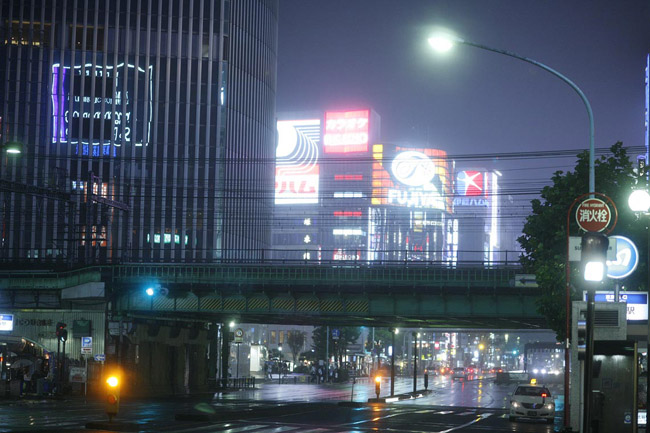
[0, 0, 277, 264]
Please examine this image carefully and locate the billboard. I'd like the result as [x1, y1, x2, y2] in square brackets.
[51, 63, 153, 156]
[275, 119, 321, 204]
[323, 109, 369, 153]
[371, 145, 452, 213]
[454, 170, 490, 207]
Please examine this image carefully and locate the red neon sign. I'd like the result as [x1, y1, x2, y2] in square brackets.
[334, 174, 364, 181]
[323, 110, 369, 153]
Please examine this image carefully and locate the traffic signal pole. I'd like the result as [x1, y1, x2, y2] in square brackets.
[583, 290, 596, 433]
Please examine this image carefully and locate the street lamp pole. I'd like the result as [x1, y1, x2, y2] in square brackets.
[430, 35, 597, 430]
[429, 36, 595, 195]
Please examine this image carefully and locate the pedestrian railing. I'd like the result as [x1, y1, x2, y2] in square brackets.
[224, 377, 255, 389]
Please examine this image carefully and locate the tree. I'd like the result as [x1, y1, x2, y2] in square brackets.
[286, 330, 306, 364]
[364, 328, 393, 357]
[311, 326, 361, 365]
[518, 142, 646, 340]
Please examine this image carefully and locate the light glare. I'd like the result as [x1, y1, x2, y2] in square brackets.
[584, 261, 605, 282]
[428, 36, 454, 53]
[146, 287, 155, 296]
[629, 189, 650, 212]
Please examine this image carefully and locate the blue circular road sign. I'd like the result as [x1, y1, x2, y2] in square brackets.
[606, 235, 639, 279]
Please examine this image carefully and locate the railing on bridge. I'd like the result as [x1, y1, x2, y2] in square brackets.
[0, 259, 524, 291]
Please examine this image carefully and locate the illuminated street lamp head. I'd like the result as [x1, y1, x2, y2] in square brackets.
[3, 141, 24, 155]
[229, 321, 235, 328]
[375, 376, 382, 383]
[145, 287, 155, 296]
[629, 189, 650, 213]
[427, 34, 463, 53]
[478, 343, 485, 350]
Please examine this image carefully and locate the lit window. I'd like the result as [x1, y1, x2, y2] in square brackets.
[333, 192, 363, 198]
[303, 218, 311, 226]
[304, 235, 311, 244]
[333, 228, 364, 236]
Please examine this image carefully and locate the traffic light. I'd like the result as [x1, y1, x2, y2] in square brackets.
[105, 375, 120, 421]
[375, 376, 381, 399]
[55, 322, 66, 338]
[581, 232, 609, 282]
[55, 322, 67, 342]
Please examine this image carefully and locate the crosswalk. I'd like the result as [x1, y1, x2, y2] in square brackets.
[152, 407, 501, 433]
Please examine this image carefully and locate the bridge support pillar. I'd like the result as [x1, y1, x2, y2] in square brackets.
[220, 324, 230, 388]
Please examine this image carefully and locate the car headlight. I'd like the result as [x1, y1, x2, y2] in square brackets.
[545, 403, 554, 410]
[511, 401, 520, 408]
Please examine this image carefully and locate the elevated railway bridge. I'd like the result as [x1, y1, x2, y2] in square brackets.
[0, 262, 545, 329]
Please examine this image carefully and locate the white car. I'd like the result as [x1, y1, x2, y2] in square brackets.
[451, 367, 467, 380]
[509, 383, 555, 423]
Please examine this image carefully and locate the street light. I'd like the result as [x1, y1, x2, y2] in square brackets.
[429, 34, 597, 429]
[2, 141, 24, 155]
[427, 34, 596, 195]
[628, 188, 650, 422]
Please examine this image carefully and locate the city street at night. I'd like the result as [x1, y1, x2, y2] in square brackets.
[0, 374, 562, 432]
[1, 0, 648, 432]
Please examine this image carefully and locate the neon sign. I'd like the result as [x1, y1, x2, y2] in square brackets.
[275, 119, 320, 204]
[51, 63, 153, 156]
[323, 110, 369, 153]
[372, 145, 452, 213]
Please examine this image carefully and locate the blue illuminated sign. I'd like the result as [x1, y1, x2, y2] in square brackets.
[584, 291, 648, 321]
[606, 235, 639, 279]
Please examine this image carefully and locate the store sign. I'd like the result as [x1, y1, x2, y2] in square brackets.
[454, 170, 489, 207]
[387, 150, 445, 210]
[275, 119, 320, 204]
[51, 63, 153, 156]
[457, 171, 484, 196]
[323, 110, 369, 153]
[583, 291, 648, 321]
[372, 145, 452, 213]
[0, 314, 13, 331]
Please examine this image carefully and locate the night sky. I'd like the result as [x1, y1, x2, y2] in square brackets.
[276, 0, 650, 209]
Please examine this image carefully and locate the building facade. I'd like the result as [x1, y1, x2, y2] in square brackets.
[0, 0, 278, 264]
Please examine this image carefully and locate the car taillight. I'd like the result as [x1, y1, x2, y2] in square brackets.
[541, 393, 547, 398]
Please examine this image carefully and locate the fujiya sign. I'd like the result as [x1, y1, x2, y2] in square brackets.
[576, 198, 611, 232]
[387, 151, 445, 211]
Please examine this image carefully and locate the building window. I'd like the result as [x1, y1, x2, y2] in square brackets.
[270, 331, 276, 344]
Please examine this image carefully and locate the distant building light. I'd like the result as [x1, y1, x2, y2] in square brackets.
[333, 192, 363, 198]
[333, 228, 364, 236]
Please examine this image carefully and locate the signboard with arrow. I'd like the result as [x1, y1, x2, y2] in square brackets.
[514, 274, 538, 288]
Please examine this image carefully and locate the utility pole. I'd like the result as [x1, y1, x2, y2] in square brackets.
[413, 332, 418, 393]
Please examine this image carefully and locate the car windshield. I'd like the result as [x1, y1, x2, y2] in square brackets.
[514, 386, 551, 397]
[453, 368, 464, 372]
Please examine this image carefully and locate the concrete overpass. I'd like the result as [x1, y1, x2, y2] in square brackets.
[0, 263, 546, 329]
